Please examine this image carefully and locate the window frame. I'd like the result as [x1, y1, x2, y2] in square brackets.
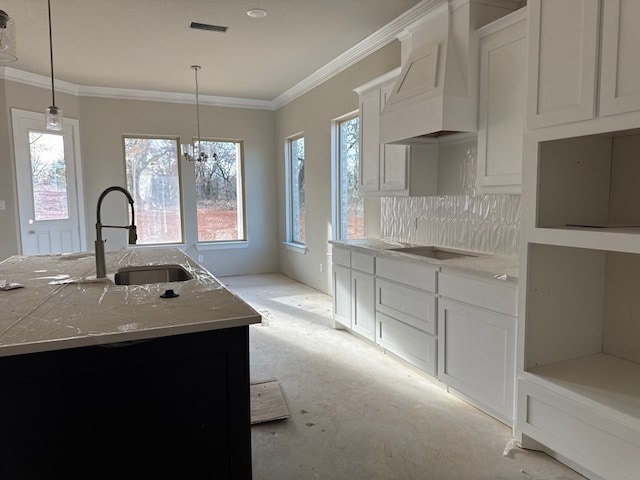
[331, 111, 362, 241]
[192, 137, 247, 245]
[284, 132, 306, 252]
[122, 135, 185, 246]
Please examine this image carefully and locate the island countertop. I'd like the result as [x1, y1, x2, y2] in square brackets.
[0, 247, 261, 357]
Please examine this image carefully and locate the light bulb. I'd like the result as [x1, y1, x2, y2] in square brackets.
[45, 106, 63, 131]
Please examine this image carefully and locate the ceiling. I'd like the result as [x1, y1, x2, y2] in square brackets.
[1, 0, 424, 104]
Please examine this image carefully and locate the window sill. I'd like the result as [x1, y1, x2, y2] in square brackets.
[283, 242, 307, 254]
[196, 241, 249, 251]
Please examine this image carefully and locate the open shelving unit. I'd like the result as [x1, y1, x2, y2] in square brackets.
[518, 128, 640, 480]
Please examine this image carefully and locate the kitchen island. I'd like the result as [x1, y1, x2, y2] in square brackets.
[0, 248, 261, 479]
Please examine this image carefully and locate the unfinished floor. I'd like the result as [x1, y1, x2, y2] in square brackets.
[221, 273, 585, 480]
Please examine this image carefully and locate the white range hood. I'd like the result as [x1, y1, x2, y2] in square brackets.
[379, 0, 522, 144]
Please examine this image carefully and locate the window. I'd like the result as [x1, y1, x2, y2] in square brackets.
[286, 134, 305, 245]
[194, 140, 245, 242]
[334, 114, 363, 240]
[123, 137, 183, 244]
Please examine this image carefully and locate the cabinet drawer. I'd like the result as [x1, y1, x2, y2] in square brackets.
[377, 311, 437, 376]
[439, 271, 517, 316]
[351, 251, 374, 274]
[332, 247, 350, 268]
[376, 278, 437, 335]
[518, 380, 640, 480]
[376, 256, 437, 292]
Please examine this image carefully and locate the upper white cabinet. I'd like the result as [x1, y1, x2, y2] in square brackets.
[527, 0, 640, 129]
[599, 0, 640, 116]
[526, 0, 599, 128]
[477, 9, 527, 194]
[355, 72, 437, 197]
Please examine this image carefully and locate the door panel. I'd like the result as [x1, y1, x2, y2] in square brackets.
[12, 109, 85, 255]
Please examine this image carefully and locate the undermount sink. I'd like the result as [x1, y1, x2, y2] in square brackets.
[389, 246, 477, 260]
[114, 264, 193, 286]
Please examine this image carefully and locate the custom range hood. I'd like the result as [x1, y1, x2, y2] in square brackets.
[380, 0, 521, 144]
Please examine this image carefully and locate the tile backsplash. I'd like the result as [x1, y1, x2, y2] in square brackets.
[380, 140, 521, 256]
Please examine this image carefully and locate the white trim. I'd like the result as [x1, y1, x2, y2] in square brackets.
[195, 241, 249, 251]
[0, 0, 441, 110]
[283, 242, 307, 255]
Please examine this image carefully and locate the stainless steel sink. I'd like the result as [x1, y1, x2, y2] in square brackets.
[389, 246, 477, 260]
[114, 264, 193, 286]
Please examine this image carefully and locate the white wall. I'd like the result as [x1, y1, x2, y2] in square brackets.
[275, 43, 401, 294]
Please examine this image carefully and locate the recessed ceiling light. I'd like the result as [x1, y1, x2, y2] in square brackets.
[247, 8, 267, 18]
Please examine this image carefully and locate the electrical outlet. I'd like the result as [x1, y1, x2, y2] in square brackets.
[197, 254, 204, 262]
[320, 263, 323, 273]
[414, 217, 419, 230]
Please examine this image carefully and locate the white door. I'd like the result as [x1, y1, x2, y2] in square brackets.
[12, 109, 86, 255]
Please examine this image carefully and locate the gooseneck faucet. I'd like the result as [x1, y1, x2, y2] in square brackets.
[95, 186, 137, 278]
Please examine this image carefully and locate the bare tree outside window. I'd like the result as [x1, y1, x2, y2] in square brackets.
[195, 140, 245, 242]
[123, 137, 182, 244]
[288, 136, 305, 244]
[338, 116, 363, 239]
[29, 132, 69, 221]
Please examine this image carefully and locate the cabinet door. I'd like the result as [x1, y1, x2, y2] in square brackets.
[526, 0, 600, 129]
[599, 0, 640, 116]
[333, 264, 351, 328]
[477, 16, 526, 194]
[438, 298, 515, 422]
[359, 89, 381, 193]
[379, 81, 408, 193]
[351, 271, 375, 341]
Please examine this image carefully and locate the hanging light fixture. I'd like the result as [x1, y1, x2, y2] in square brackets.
[0, 9, 17, 62]
[182, 65, 209, 162]
[45, 0, 62, 131]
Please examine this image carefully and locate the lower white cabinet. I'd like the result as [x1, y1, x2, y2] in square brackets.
[332, 246, 351, 329]
[376, 258, 438, 376]
[351, 266, 375, 342]
[438, 271, 517, 422]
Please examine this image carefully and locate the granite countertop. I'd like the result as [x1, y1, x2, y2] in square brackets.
[0, 247, 261, 357]
[329, 238, 519, 281]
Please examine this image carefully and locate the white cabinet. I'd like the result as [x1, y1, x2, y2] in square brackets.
[331, 247, 375, 341]
[332, 246, 351, 329]
[438, 271, 517, 423]
[527, 0, 640, 129]
[477, 9, 527, 194]
[355, 72, 437, 197]
[375, 256, 438, 376]
[526, 0, 599, 128]
[350, 251, 376, 341]
[599, 0, 640, 116]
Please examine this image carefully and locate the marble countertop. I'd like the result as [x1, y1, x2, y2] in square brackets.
[0, 248, 261, 357]
[329, 238, 519, 281]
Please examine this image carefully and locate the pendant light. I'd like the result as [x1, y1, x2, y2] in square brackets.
[45, 0, 62, 131]
[0, 9, 17, 62]
[182, 65, 208, 162]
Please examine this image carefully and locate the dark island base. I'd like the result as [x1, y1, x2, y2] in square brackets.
[0, 326, 252, 480]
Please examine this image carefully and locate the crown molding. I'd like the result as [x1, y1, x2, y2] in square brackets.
[1, 0, 440, 111]
[272, 0, 442, 108]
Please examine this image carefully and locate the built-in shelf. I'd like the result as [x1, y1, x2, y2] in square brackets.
[524, 353, 640, 429]
[530, 227, 640, 255]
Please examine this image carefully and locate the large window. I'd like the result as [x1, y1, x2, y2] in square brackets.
[286, 135, 305, 245]
[334, 114, 363, 240]
[124, 137, 182, 244]
[194, 140, 245, 242]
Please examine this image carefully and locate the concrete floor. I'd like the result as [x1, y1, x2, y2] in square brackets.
[221, 273, 585, 480]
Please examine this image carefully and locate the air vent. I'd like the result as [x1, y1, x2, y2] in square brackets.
[190, 22, 227, 33]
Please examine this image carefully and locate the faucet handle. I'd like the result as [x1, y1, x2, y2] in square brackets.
[129, 225, 138, 245]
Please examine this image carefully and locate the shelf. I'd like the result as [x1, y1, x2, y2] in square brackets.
[529, 226, 640, 255]
[524, 353, 640, 429]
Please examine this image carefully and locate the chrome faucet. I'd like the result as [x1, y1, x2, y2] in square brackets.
[95, 186, 137, 278]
